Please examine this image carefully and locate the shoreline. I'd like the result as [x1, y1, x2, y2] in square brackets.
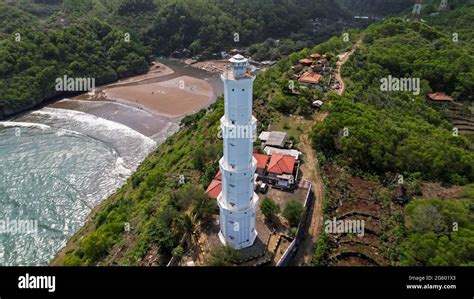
[48, 61, 218, 137]
[49, 60, 221, 265]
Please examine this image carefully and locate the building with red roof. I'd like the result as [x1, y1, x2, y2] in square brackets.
[299, 58, 314, 65]
[427, 92, 453, 102]
[253, 152, 270, 176]
[206, 179, 222, 199]
[267, 153, 296, 188]
[298, 72, 322, 85]
[267, 153, 296, 175]
[206, 170, 222, 199]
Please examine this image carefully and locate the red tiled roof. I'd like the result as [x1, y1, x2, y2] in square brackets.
[298, 72, 322, 84]
[253, 153, 270, 170]
[206, 179, 222, 199]
[267, 154, 295, 175]
[310, 53, 321, 59]
[215, 170, 222, 181]
[427, 92, 453, 101]
[299, 58, 313, 65]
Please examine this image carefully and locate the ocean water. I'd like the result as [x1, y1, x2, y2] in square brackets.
[0, 107, 156, 266]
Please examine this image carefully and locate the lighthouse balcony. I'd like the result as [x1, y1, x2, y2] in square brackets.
[219, 157, 257, 177]
[217, 192, 259, 213]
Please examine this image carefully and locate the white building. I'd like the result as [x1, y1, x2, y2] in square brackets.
[217, 54, 259, 249]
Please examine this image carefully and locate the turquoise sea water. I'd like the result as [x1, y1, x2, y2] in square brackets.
[0, 108, 156, 265]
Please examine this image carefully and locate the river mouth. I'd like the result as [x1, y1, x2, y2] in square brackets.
[0, 60, 222, 266]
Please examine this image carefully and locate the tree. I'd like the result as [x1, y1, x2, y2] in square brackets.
[260, 197, 280, 221]
[205, 246, 240, 266]
[191, 188, 217, 221]
[283, 200, 304, 227]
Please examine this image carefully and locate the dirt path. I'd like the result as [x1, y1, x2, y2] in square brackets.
[297, 112, 328, 265]
[295, 38, 362, 265]
[335, 38, 363, 96]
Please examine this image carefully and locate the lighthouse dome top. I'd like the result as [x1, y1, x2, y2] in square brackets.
[229, 54, 247, 63]
[227, 54, 250, 79]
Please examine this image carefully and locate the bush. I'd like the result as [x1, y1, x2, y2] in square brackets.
[205, 246, 240, 266]
[283, 200, 304, 227]
[260, 197, 280, 221]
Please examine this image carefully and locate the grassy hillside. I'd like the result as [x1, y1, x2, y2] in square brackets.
[54, 100, 224, 265]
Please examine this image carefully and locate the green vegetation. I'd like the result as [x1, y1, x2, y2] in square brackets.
[204, 246, 241, 266]
[0, 2, 150, 115]
[310, 3, 474, 266]
[59, 100, 225, 266]
[283, 200, 304, 228]
[399, 195, 474, 266]
[260, 197, 280, 221]
[311, 16, 474, 184]
[312, 231, 329, 266]
[47, 1, 472, 267]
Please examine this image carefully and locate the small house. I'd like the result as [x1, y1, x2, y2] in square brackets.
[267, 154, 296, 188]
[259, 131, 288, 148]
[310, 53, 321, 59]
[427, 92, 453, 102]
[311, 64, 323, 72]
[298, 72, 322, 86]
[299, 58, 314, 66]
[253, 152, 271, 176]
[292, 64, 304, 73]
[312, 100, 324, 109]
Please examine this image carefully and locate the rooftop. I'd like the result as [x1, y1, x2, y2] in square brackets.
[299, 58, 314, 65]
[298, 72, 322, 85]
[253, 153, 271, 170]
[264, 146, 301, 160]
[260, 131, 288, 148]
[267, 154, 296, 175]
[427, 92, 453, 102]
[206, 179, 222, 199]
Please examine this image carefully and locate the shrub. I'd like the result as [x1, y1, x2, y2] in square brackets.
[260, 197, 280, 221]
[283, 199, 304, 227]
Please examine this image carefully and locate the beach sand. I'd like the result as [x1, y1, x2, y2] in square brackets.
[49, 61, 218, 139]
[103, 76, 214, 118]
[106, 62, 175, 88]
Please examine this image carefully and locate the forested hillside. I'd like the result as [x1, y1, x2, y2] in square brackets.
[311, 12, 474, 184]
[309, 4, 474, 266]
[1, 0, 400, 117]
[0, 1, 150, 116]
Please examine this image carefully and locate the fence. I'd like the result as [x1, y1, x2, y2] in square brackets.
[276, 183, 314, 266]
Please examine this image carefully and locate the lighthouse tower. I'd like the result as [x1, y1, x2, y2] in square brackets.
[217, 54, 259, 249]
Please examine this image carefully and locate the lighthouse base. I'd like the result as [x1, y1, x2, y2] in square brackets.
[218, 229, 258, 250]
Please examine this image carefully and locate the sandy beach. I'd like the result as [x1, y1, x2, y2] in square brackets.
[103, 75, 213, 118]
[106, 61, 175, 88]
[49, 60, 220, 139]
